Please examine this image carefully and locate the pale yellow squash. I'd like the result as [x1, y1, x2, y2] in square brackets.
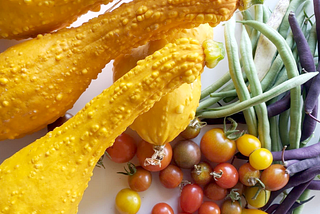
[113, 24, 220, 145]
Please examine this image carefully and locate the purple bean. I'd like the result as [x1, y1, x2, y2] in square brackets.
[267, 92, 291, 117]
[304, 0, 320, 113]
[289, 11, 316, 78]
[286, 156, 320, 175]
[272, 142, 320, 161]
[308, 180, 320, 190]
[301, 102, 318, 142]
[304, 63, 320, 114]
[284, 159, 300, 167]
[274, 180, 313, 214]
[266, 204, 279, 214]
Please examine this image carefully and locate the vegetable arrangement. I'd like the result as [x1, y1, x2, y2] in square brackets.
[1, 0, 320, 214]
[0, 0, 243, 141]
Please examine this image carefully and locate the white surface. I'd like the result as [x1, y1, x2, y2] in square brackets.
[0, 1, 320, 214]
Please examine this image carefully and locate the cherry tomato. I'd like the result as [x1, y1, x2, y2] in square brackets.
[136, 141, 172, 172]
[249, 148, 273, 170]
[159, 164, 183, 189]
[180, 184, 203, 213]
[127, 165, 152, 192]
[260, 164, 289, 191]
[151, 202, 174, 214]
[238, 162, 260, 186]
[212, 163, 239, 189]
[242, 209, 268, 214]
[200, 128, 236, 163]
[220, 199, 241, 214]
[180, 117, 205, 139]
[173, 140, 201, 169]
[106, 133, 137, 163]
[244, 186, 270, 208]
[198, 201, 221, 214]
[191, 161, 213, 186]
[203, 181, 228, 201]
[115, 188, 141, 214]
[236, 134, 261, 157]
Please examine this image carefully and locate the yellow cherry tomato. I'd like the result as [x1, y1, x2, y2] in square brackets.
[115, 188, 141, 214]
[244, 186, 270, 208]
[249, 148, 273, 170]
[242, 209, 268, 214]
[236, 134, 261, 156]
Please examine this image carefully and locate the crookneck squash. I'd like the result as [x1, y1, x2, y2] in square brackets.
[0, 0, 258, 141]
[0, 0, 113, 40]
[0, 37, 206, 214]
[113, 24, 225, 146]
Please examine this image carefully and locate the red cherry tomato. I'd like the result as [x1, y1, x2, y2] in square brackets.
[260, 164, 289, 191]
[128, 166, 152, 192]
[203, 181, 228, 201]
[212, 163, 239, 189]
[152, 202, 174, 214]
[159, 164, 183, 189]
[198, 201, 221, 214]
[180, 184, 203, 213]
[136, 141, 172, 172]
[106, 133, 137, 163]
[200, 128, 236, 163]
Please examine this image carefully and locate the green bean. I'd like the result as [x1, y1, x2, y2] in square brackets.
[240, 20, 303, 149]
[251, 4, 264, 54]
[278, 0, 309, 38]
[200, 72, 231, 100]
[263, 3, 271, 23]
[225, 17, 258, 136]
[240, 25, 271, 149]
[260, 8, 307, 91]
[197, 72, 317, 119]
[270, 115, 283, 152]
[279, 108, 290, 146]
[210, 89, 237, 98]
[242, 9, 254, 37]
[197, 96, 223, 112]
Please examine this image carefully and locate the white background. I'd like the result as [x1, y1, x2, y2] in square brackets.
[0, 0, 320, 213]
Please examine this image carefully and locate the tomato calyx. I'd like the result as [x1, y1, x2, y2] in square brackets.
[210, 169, 223, 180]
[118, 162, 137, 176]
[189, 117, 207, 130]
[145, 145, 166, 167]
[223, 117, 245, 140]
[227, 188, 243, 207]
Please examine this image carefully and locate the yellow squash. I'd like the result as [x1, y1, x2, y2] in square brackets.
[0, 38, 206, 214]
[0, 0, 113, 40]
[0, 0, 251, 141]
[113, 24, 226, 146]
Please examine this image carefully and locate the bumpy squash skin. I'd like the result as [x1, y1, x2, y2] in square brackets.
[0, 0, 113, 40]
[0, 0, 241, 140]
[113, 24, 213, 145]
[0, 38, 205, 213]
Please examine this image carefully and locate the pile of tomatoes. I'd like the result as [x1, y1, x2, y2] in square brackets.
[107, 121, 290, 214]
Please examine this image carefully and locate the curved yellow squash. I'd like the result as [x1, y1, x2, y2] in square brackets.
[0, 0, 113, 40]
[0, 0, 244, 141]
[113, 24, 214, 145]
[0, 38, 206, 214]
